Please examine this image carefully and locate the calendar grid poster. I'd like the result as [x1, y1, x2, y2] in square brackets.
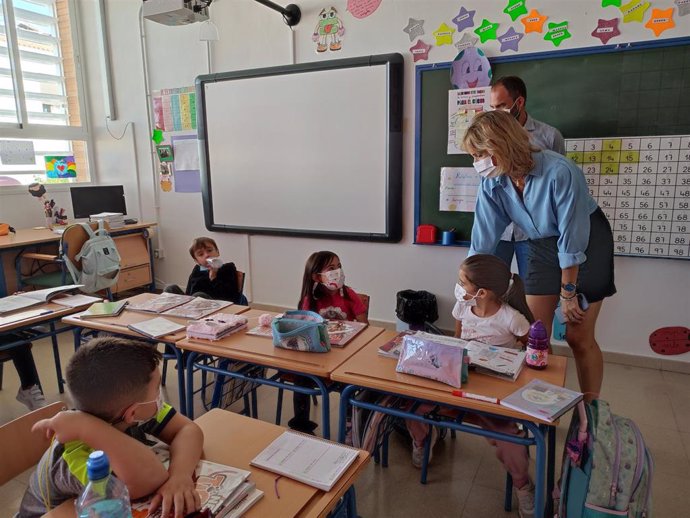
[152, 87, 197, 132]
[566, 135, 690, 260]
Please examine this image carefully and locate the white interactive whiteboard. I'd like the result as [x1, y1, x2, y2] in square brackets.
[197, 54, 403, 241]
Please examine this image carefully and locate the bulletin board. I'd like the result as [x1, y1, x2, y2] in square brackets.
[414, 37, 690, 260]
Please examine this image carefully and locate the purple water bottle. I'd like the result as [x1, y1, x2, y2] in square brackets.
[526, 320, 549, 370]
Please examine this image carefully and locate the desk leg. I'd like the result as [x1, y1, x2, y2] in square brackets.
[185, 351, 198, 418]
[338, 385, 357, 443]
[169, 346, 186, 416]
[49, 323, 64, 393]
[525, 422, 546, 518]
[345, 485, 358, 518]
[0, 251, 7, 298]
[73, 328, 82, 351]
[546, 425, 556, 517]
[504, 473, 513, 511]
[311, 376, 331, 440]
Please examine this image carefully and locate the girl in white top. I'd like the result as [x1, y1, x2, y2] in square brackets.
[453, 253, 533, 348]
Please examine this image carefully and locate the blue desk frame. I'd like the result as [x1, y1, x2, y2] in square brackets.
[337, 385, 556, 518]
[184, 351, 335, 439]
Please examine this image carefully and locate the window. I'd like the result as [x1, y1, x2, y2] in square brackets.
[0, 0, 90, 186]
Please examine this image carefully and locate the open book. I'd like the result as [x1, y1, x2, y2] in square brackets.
[132, 460, 259, 518]
[377, 331, 416, 359]
[126, 292, 194, 314]
[0, 284, 84, 315]
[500, 379, 583, 422]
[250, 431, 359, 492]
[326, 320, 368, 347]
[464, 341, 526, 382]
[162, 297, 233, 319]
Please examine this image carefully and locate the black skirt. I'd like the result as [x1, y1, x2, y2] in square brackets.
[524, 207, 616, 303]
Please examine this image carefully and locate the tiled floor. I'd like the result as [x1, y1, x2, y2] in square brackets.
[1, 334, 689, 517]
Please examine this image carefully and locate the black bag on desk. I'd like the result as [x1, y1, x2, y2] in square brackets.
[396, 290, 438, 325]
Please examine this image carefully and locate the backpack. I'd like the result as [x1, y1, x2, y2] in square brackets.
[64, 221, 121, 293]
[555, 400, 653, 518]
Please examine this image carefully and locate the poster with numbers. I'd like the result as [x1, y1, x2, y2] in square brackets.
[152, 87, 197, 132]
[565, 135, 690, 260]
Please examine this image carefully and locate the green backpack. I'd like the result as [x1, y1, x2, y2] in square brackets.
[556, 400, 653, 518]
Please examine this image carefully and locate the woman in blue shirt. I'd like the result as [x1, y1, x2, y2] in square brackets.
[464, 111, 615, 400]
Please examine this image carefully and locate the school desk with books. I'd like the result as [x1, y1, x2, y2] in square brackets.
[62, 292, 250, 416]
[43, 409, 370, 518]
[176, 309, 384, 438]
[331, 329, 569, 518]
[0, 284, 83, 314]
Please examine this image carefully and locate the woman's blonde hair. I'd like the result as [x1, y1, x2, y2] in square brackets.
[463, 111, 537, 177]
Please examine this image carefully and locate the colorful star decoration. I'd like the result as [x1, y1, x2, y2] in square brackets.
[498, 26, 524, 52]
[454, 32, 479, 51]
[521, 9, 548, 33]
[619, 0, 650, 23]
[601, 0, 622, 7]
[676, 0, 690, 17]
[452, 6, 476, 32]
[503, 0, 528, 22]
[409, 39, 432, 62]
[543, 21, 572, 47]
[473, 19, 500, 43]
[591, 18, 621, 44]
[403, 18, 425, 42]
[644, 8, 676, 36]
[433, 22, 456, 46]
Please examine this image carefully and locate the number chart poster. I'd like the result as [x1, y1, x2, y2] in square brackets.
[566, 135, 690, 260]
[152, 87, 197, 132]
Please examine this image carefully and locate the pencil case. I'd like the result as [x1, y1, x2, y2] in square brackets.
[272, 310, 331, 353]
[396, 333, 468, 388]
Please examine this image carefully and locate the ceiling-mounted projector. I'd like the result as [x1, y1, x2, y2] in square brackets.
[143, 0, 211, 26]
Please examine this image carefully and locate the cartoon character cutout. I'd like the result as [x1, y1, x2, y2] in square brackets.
[450, 46, 492, 89]
[312, 6, 345, 53]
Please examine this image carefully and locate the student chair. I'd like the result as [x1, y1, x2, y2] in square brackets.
[15, 222, 114, 300]
[0, 401, 64, 486]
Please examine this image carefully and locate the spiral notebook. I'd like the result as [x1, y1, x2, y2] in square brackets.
[250, 431, 360, 492]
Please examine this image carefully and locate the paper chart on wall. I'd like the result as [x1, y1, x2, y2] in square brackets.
[440, 167, 480, 212]
[447, 87, 490, 154]
[152, 87, 197, 131]
[0, 140, 35, 165]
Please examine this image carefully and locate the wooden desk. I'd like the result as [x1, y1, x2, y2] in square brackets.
[0, 299, 94, 393]
[62, 293, 250, 415]
[331, 330, 568, 518]
[0, 223, 157, 297]
[43, 408, 370, 518]
[177, 310, 384, 438]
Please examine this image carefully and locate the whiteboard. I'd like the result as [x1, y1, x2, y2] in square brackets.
[197, 54, 403, 241]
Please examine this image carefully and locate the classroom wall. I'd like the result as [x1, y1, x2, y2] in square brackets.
[2, 0, 688, 362]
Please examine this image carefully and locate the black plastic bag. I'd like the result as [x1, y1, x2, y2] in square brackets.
[395, 290, 438, 325]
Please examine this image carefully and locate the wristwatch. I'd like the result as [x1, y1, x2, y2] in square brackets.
[561, 282, 577, 299]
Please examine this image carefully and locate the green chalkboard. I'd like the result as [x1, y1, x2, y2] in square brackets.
[415, 40, 690, 245]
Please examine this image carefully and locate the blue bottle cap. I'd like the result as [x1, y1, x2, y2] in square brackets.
[86, 450, 111, 481]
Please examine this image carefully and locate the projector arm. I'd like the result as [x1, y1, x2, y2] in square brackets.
[252, 0, 301, 26]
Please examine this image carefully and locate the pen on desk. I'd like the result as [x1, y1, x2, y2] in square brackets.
[451, 390, 500, 404]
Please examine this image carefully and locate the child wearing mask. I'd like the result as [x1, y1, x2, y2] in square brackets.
[289, 251, 368, 433]
[408, 254, 536, 518]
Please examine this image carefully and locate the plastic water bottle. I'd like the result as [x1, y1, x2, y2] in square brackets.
[76, 451, 132, 518]
[206, 257, 223, 269]
[525, 320, 549, 370]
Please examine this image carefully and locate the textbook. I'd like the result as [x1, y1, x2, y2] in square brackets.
[377, 330, 415, 359]
[186, 314, 249, 341]
[0, 284, 84, 315]
[326, 320, 368, 347]
[131, 460, 253, 518]
[52, 294, 102, 308]
[500, 379, 583, 422]
[0, 308, 53, 326]
[162, 297, 233, 319]
[126, 292, 194, 314]
[250, 431, 359, 492]
[127, 317, 186, 339]
[464, 340, 526, 382]
[79, 300, 129, 319]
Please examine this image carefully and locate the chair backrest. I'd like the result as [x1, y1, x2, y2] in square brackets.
[358, 293, 370, 319]
[0, 402, 64, 485]
[236, 270, 245, 294]
[60, 221, 108, 271]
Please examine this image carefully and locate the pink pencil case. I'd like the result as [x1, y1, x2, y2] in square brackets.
[395, 333, 467, 388]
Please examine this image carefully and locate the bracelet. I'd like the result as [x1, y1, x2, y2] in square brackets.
[560, 292, 577, 301]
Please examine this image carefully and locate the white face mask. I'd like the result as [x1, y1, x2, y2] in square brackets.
[454, 282, 479, 307]
[473, 155, 499, 178]
[133, 388, 164, 425]
[321, 268, 345, 291]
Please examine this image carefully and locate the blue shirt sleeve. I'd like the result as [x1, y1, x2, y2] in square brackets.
[469, 180, 511, 257]
[553, 159, 591, 268]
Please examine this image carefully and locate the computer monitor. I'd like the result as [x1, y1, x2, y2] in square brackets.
[70, 185, 127, 219]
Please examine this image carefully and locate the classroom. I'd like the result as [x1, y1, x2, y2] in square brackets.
[0, 0, 689, 517]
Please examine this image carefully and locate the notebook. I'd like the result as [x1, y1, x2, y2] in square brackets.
[127, 317, 186, 339]
[79, 300, 129, 319]
[186, 314, 248, 341]
[0, 284, 84, 315]
[377, 330, 415, 359]
[0, 308, 54, 327]
[500, 379, 583, 422]
[250, 431, 360, 491]
[464, 340, 526, 382]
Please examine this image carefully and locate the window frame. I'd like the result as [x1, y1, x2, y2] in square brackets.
[0, 0, 94, 191]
